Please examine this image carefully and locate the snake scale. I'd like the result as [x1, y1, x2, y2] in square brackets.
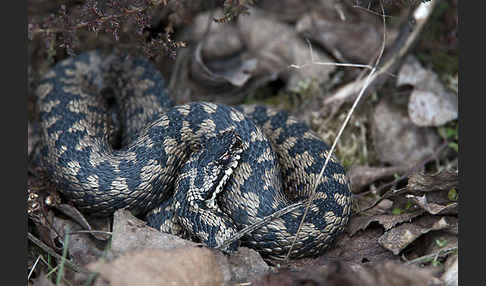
[35, 51, 352, 260]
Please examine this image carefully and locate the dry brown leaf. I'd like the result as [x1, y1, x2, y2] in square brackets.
[407, 170, 458, 192]
[378, 215, 458, 255]
[51, 217, 105, 266]
[259, 0, 312, 22]
[192, 41, 258, 87]
[87, 247, 224, 286]
[296, 11, 381, 64]
[226, 247, 270, 284]
[111, 210, 269, 285]
[56, 204, 111, 241]
[237, 8, 335, 90]
[348, 210, 425, 237]
[111, 209, 198, 253]
[406, 194, 458, 215]
[348, 165, 407, 192]
[31, 274, 56, 286]
[253, 260, 441, 286]
[441, 255, 458, 286]
[350, 261, 442, 286]
[397, 56, 458, 127]
[321, 228, 396, 265]
[371, 97, 441, 167]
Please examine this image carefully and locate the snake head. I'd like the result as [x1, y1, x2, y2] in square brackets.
[197, 130, 243, 209]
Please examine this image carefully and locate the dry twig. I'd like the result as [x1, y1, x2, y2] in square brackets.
[323, 0, 438, 113]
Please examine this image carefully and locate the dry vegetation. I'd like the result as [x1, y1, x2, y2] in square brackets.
[28, 1, 458, 285]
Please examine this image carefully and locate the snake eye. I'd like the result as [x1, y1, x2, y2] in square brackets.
[221, 153, 230, 161]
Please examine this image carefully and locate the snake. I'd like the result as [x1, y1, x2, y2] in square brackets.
[34, 50, 352, 260]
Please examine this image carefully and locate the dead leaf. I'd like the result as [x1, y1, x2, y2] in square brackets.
[321, 228, 396, 265]
[236, 8, 335, 90]
[259, 0, 312, 22]
[192, 42, 258, 87]
[348, 210, 425, 236]
[253, 260, 441, 286]
[51, 217, 105, 266]
[407, 170, 458, 192]
[111, 210, 270, 285]
[348, 165, 407, 192]
[371, 97, 441, 167]
[296, 11, 382, 64]
[378, 215, 458, 255]
[86, 247, 224, 286]
[397, 56, 458, 127]
[406, 194, 458, 215]
[419, 231, 458, 261]
[32, 273, 55, 286]
[56, 204, 111, 241]
[111, 209, 198, 253]
[226, 247, 270, 284]
[350, 261, 442, 286]
[441, 255, 458, 286]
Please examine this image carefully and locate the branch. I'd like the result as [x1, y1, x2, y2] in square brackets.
[323, 0, 438, 111]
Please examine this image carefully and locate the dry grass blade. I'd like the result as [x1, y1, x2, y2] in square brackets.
[28, 255, 42, 281]
[404, 247, 458, 265]
[28, 232, 92, 274]
[283, 0, 389, 262]
[56, 226, 70, 286]
[218, 202, 305, 251]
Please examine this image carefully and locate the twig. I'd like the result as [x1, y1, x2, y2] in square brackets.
[30, 6, 147, 36]
[217, 202, 305, 251]
[404, 247, 458, 265]
[289, 39, 374, 71]
[352, 4, 394, 18]
[28, 255, 42, 280]
[355, 141, 449, 215]
[322, 0, 438, 110]
[67, 230, 113, 236]
[357, 140, 449, 198]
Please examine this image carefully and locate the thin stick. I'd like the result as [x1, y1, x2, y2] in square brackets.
[284, 0, 388, 262]
[290, 39, 374, 71]
[355, 141, 449, 214]
[217, 202, 305, 251]
[67, 230, 113, 236]
[323, 0, 438, 108]
[405, 247, 457, 265]
[290, 62, 373, 70]
[30, 6, 148, 36]
[28, 255, 42, 280]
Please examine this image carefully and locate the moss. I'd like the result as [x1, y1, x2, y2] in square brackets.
[416, 51, 458, 76]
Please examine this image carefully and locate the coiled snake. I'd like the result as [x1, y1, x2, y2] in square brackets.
[35, 51, 352, 260]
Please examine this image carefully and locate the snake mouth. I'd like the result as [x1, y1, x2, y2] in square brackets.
[205, 132, 244, 209]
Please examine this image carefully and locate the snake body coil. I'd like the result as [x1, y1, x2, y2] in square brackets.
[35, 51, 352, 260]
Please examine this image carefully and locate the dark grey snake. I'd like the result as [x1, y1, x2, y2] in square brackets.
[35, 51, 352, 260]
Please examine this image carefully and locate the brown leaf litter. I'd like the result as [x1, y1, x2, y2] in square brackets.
[397, 56, 458, 127]
[253, 260, 442, 286]
[371, 96, 441, 167]
[378, 215, 457, 255]
[77, 209, 270, 286]
[86, 247, 224, 286]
